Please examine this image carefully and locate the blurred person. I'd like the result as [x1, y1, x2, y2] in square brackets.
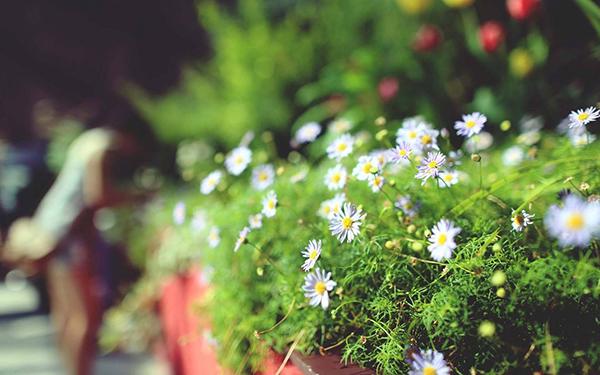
[2, 123, 149, 375]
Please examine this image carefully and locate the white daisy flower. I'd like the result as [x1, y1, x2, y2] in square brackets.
[438, 170, 459, 188]
[396, 116, 428, 147]
[301, 239, 322, 272]
[368, 174, 385, 192]
[395, 195, 419, 218]
[318, 193, 346, 220]
[248, 213, 263, 229]
[294, 122, 322, 144]
[302, 268, 336, 310]
[353, 155, 380, 181]
[428, 219, 461, 261]
[568, 106, 600, 128]
[544, 195, 600, 247]
[329, 118, 353, 134]
[251, 164, 275, 190]
[409, 349, 451, 375]
[454, 112, 487, 138]
[388, 142, 412, 163]
[511, 209, 534, 232]
[234, 226, 251, 252]
[173, 201, 186, 225]
[370, 149, 389, 169]
[208, 227, 220, 248]
[324, 164, 348, 190]
[329, 202, 366, 243]
[415, 152, 446, 185]
[200, 170, 222, 195]
[327, 133, 354, 160]
[502, 146, 525, 167]
[225, 146, 252, 176]
[261, 190, 278, 218]
[418, 128, 440, 151]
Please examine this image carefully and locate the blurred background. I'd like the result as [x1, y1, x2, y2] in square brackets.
[0, 0, 598, 374]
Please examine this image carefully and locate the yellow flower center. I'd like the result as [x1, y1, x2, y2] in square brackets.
[513, 215, 524, 227]
[332, 173, 341, 183]
[323, 206, 331, 214]
[443, 174, 453, 182]
[566, 213, 584, 230]
[332, 204, 341, 214]
[268, 200, 275, 209]
[466, 120, 476, 129]
[337, 143, 348, 152]
[258, 172, 268, 181]
[362, 163, 373, 174]
[578, 113, 589, 121]
[408, 130, 417, 139]
[342, 217, 353, 229]
[437, 233, 447, 245]
[309, 250, 318, 260]
[423, 367, 437, 375]
[235, 155, 244, 164]
[315, 281, 326, 295]
[399, 149, 407, 157]
[428, 161, 438, 169]
[421, 134, 432, 145]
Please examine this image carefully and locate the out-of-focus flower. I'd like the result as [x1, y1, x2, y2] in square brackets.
[428, 219, 461, 261]
[234, 227, 251, 252]
[378, 77, 400, 102]
[329, 202, 366, 243]
[225, 146, 252, 176]
[325, 164, 348, 191]
[454, 112, 487, 138]
[512, 209, 534, 232]
[301, 239, 322, 272]
[502, 146, 525, 166]
[191, 210, 208, 232]
[251, 164, 275, 190]
[443, 0, 474, 8]
[200, 170, 223, 195]
[479, 21, 505, 53]
[208, 227, 220, 248]
[568, 106, 600, 128]
[303, 268, 336, 310]
[353, 155, 380, 181]
[327, 134, 354, 160]
[173, 201, 186, 225]
[413, 25, 442, 52]
[509, 48, 534, 77]
[395, 195, 420, 218]
[438, 170, 459, 188]
[368, 175, 385, 193]
[319, 194, 346, 220]
[329, 118, 353, 134]
[408, 349, 451, 375]
[545, 195, 600, 248]
[294, 122, 322, 144]
[569, 131, 596, 148]
[465, 132, 494, 153]
[396, 0, 432, 14]
[507, 0, 540, 21]
[261, 191, 278, 218]
[248, 213, 263, 229]
[447, 150, 463, 167]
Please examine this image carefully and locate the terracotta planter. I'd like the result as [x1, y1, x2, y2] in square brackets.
[158, 267, 373, 375]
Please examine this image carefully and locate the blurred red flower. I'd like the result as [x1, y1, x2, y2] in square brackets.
[507, 0, 541, 21]
[378, 77, 399, 102]
[479, 21, 505, 53]
[413, 25, 442, 52]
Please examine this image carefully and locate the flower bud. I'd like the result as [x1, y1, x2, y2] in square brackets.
[471, 153, 481, 162]
[375, 129, 389, 141]
[496, 288, 506, 298]
[413, 25, 442, 52]
[479, 21, 505, 53]
[500, 120, 511, 131]
[479, 321, 496, 337]
[507, 0, 540, 21]
[490, 270, 507, 286]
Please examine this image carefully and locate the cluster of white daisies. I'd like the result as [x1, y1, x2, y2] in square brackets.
[172, 105, 598, 372]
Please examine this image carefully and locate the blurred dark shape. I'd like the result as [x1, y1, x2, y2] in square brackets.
[378, 77, 400, 103]
[0, 0, 211, 143]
